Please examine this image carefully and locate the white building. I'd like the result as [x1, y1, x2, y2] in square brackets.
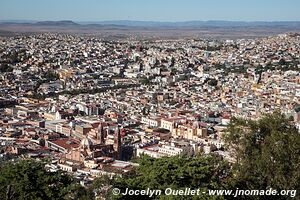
[141, 117, 161, 127]
[136, 144, 192, 158]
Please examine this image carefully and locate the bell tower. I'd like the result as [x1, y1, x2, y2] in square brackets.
[113, 126, 122, 159]
[98, 123, 106, 144]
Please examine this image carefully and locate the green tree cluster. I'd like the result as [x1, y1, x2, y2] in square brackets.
[43, 71, 60, 82]
[0, 159, 90, 200]
[139, 76, 151, 85]
[0, 64, 13, 72]
[98, 155, 231, 200]
[224, 112, 300, 199]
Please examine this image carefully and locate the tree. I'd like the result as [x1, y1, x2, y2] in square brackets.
[93, 155, 231, 200]
[171, 67, 178, 75]
[88, 175, 115, 199]
[224, 112, 300, 199]
[43, 71, 59, 82]
[208, 79, 218, 87]
[0, 64, 13, 73]
[139, 76, 151, 85]
[0, 159, 88, 200]
[278, 59, 286, 66]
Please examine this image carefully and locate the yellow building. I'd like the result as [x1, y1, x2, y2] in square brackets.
[43, 112, 56, 120]
[172, 124, 207, 140]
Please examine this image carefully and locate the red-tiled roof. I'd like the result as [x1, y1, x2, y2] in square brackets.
[50, 138, 79, 149]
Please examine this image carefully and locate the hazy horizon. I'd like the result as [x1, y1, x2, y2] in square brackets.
[1, 0, 300, 22]
[2, 19, 300, 23]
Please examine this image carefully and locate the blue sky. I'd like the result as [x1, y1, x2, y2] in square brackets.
[0, 0, 299, 22]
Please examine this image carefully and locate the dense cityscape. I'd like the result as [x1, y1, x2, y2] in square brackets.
[0, 32, 299, 199]
[1, 0, 300, 199]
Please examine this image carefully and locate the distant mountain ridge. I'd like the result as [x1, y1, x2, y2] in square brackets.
[1, 20, 300, 39]
[81, 20, 300, 27]
[35, 20, 79, 26]
[1, 20, 300, 27]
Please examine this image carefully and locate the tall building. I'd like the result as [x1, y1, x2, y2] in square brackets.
[113, 126, 122, 159]
[97, 123, 106, 144]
